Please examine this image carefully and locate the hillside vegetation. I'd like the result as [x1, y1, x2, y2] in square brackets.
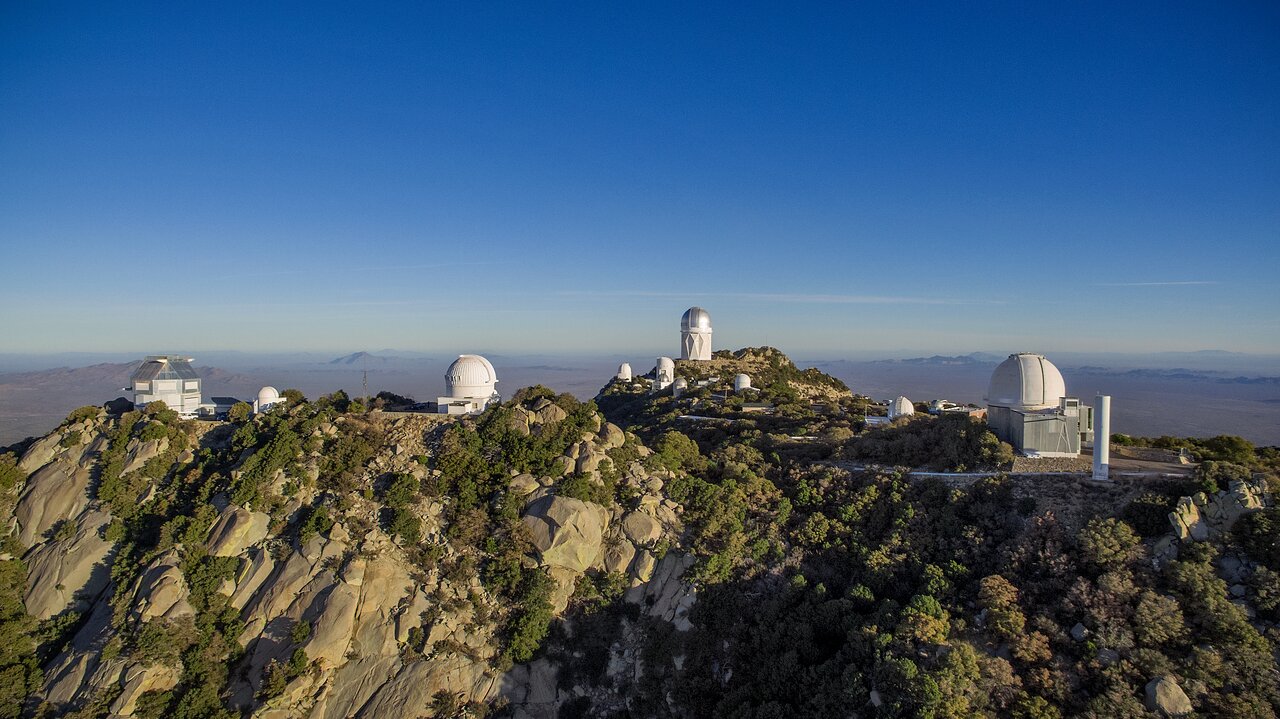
[0, 349, 1277, 718]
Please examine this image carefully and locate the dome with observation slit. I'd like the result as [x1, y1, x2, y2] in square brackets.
[986, 353, 1066, 411]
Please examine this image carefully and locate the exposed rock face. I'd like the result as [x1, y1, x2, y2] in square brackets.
[16, 409, 699, 719]
[131, 551, 194, 622]
[24, 508, 115, 620]
[121, 436, 169, 476]
[207, 504, 271, 557]
[14, 451, 96, 547]
[18, 431, 66, 474]
[1145, 676, 1193, 717]
[110, 663, 181, 717]
[522, 495, 610, 573]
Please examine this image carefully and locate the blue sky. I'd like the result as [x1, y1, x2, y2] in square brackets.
[2, 2, 1277, 356]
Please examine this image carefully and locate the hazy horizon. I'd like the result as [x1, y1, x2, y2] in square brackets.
[2, 5, 1278, 357]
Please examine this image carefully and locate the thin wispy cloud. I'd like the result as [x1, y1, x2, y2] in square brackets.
[1097, 281, 1220, 287]
[557, 290, 1001, 306]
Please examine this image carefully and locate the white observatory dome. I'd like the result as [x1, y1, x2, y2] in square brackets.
[673, 377, 688, 397]
[734, 374, 752, 392]
[257, 386, 280, 405]
[889, 396, 915, 419]
[445, 354, 499, 399]
[681, 307, 712, 332]
[617, 363, 633, 381]
[986, 353, 1066, 410]
[656, 357, 675, 378]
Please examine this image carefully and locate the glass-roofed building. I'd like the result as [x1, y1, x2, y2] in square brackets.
[129, 355, 203, 416]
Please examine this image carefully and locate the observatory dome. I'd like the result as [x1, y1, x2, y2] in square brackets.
[681, 307, 712, 332]
[889, 396, 915, 420]
[257, 386, 280, 406]
[986, 353, 1066, 410]
[445, 355, 499, 399]
[617, 363, 633, 381]
[734, 373, 752, 392]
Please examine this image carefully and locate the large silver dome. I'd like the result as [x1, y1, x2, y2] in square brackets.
[986, 353, 1066, 410]
[680, 306, 712, 332]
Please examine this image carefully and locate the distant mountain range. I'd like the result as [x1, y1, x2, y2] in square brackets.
[871, 352, 1003, 366]
[0, 361, 250, 389]
[1070, 366, 1280, 385]
[327, 351, 435, 365]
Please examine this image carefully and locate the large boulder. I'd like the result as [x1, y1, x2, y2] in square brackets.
[1145, 676, 1192, 717]
[1169, 497, 1209, 542]
[131, 552, 194, 622]
[621, 511, 663, 546]
[522, 495, 609, 573]
[206, 504, 271, 557]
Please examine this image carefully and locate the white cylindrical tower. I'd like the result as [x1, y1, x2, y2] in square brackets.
[1093, 394, 1111, 481]
[654, 357, 675, 391]
[734, 373, 751, 392]
[617, 363, 632, 381]
[680, 307, 713, 361]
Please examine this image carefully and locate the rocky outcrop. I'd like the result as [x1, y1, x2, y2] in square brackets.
[16, 407, 701, 719]
[14, 439, 99, 547]
[1145, 676, 1193, 717]
[207, 504, 272, 557]
[121, 436, 169, 476]
[110, 663, 181, 717]
[24, 507, 115, 620]
[1169, 478, 1267, 542]
[523, 495, 610, 573]
[130, 551, 194, 622]
[626, 553, 697, 631]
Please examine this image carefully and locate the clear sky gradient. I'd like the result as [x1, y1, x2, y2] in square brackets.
[2, 2, 1278, 356]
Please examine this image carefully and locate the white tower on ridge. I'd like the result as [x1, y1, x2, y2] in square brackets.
[680, 307, 713, 361]
[617, 363, 633, 381]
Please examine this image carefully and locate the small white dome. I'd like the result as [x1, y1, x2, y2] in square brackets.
[987, 353, 1066, 410]
[734, 373, 752, 391]
[617, 363, 633, 381]
[257, 386, 280, 405]
[445, 354, 498, 398]
[889, 396, 915, 419]
[681, 306, 712, 332]
[673, 377, 688, 388]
